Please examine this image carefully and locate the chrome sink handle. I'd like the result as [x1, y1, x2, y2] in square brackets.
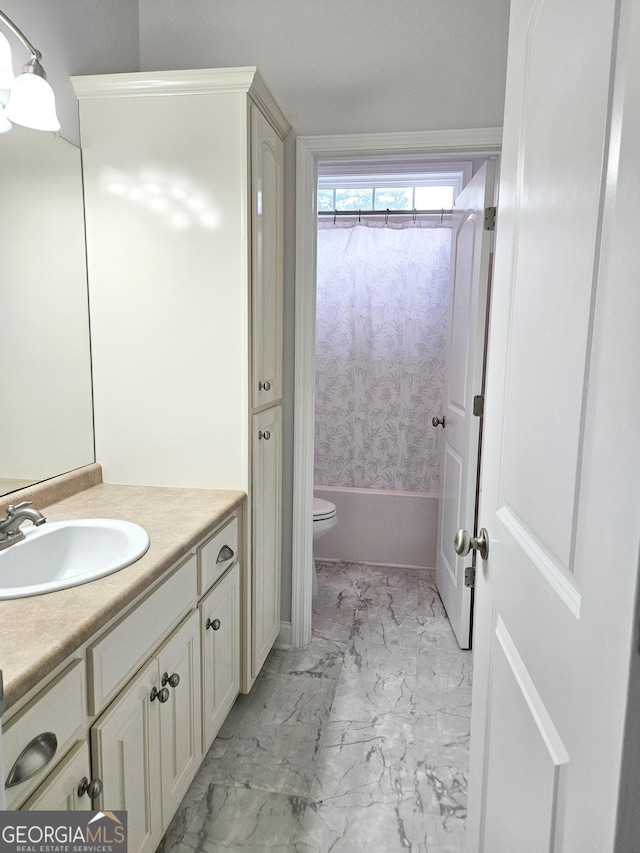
[0, 501, 46, 541]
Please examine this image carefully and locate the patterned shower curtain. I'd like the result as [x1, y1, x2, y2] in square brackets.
[314, 221, 450, 493]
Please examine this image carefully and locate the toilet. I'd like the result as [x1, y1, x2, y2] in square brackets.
[312, 497, 337, 597]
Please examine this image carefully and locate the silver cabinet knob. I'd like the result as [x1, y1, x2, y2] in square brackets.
[206, 618, 221, 631]
[258, 430, 271, 440]
[432, 416, 445, 428]
[150, 686, 170, 703]
[258, 380, 271, 391]
[454, 527, 489, 560]
[216, 544, 235, 563]
[78, 776, 103, 800]
[162, 672, 180, 689]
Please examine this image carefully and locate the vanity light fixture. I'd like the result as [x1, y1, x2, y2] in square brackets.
[0, 8, 60, 133]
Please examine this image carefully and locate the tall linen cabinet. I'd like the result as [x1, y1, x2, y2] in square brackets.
[73, 68, 289, 690]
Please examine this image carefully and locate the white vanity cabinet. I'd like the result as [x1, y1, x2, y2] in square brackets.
[91, 612, 201, 853]
[2, 499, 245, 839]
[73, 67, 289, 692]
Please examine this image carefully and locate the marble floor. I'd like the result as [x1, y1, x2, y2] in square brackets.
[158, 561, 472, 853]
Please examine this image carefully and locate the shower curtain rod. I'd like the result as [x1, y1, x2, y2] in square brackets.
[318, 208, 454, 218]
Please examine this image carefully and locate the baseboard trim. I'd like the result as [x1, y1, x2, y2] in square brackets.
[274, 621, 292, 650]
[316, 558, 436, 574]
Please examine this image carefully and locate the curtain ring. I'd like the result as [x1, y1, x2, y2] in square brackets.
[358, 209, 361, 223]
[385, 208, 390, 225]
[440, 208, 444, 224]
[333, 209, 337, 225]
[412, 208, 417, 225]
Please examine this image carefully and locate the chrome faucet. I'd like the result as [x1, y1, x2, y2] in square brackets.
[0, 501, 46, 550]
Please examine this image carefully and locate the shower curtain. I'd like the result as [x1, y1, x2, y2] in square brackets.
[314, 221, 450, 493]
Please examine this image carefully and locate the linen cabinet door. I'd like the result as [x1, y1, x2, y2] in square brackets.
[251, 104, 284, 409]
[252, 405, 282, 678]
[201, 563, 241, 751]
[156, 611, 202, 820]
[21, 742, 94, 811]
[91, 659, 162, 853]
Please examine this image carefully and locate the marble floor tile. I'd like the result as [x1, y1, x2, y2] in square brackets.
[159, 561, 471, 853]
[264, 637, 346, 681]
[179, 785, 308, 852]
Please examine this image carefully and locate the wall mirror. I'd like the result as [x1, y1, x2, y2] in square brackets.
[0, 125, 94, 496]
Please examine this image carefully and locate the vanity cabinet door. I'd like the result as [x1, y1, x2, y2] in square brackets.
[201, 563, 241, 751]
[156, 610, 202, 820]
[21, 741, 93, 811]
[91, 612, 202, 852]
[91, 658, 162, 853]
[251, 104, 284, 409]
[252, 405, 282, 679]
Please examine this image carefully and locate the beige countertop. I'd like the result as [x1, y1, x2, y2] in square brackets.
[0, 468, 245, 713]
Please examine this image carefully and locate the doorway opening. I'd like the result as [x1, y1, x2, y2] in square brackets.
[291, 129, 502, 650]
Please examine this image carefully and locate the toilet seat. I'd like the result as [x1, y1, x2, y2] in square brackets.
[313, 497, 336, 521]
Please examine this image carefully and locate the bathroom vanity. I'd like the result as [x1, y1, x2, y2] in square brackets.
[0, 466, 248, 853]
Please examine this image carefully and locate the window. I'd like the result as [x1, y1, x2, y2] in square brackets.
[318, 184, 455, 212]
[317, 159, 472, 212]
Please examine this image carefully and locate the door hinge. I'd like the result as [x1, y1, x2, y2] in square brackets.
[473, 394, 484, 417]
[464, 566, 476, 588]
[484, 206, 497, 231]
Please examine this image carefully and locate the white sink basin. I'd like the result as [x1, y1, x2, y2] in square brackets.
[0, 519, 150, 599]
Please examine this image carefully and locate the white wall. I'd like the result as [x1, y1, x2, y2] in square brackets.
[139, 0, 510, 134]
[138, 0, 511, 619]
[0, 0, 140, 144]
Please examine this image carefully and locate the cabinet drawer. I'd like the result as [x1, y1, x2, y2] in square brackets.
[88, 555, 198, 714]
[4, 659, 85, 809]
[198, 515, 238, 595]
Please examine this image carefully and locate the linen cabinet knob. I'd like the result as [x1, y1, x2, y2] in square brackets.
[206, 618, 221, 631]
[162, 671, 180, 688]
[258, 430, 271, 440]
[258, 380, 271, 391]
[150, 686, 170, 703]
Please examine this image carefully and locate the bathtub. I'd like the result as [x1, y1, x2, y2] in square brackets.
[313, 486, 438, 570]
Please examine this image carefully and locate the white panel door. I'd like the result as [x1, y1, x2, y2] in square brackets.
[157, 611, 202, 820]
[252, 405, 282, 677]
[435, 161, 495, 649]
[201, 563, 241, 751]
[251, 105, 284, 408]
[91, 659, 162, 853]
[467, 1, 640, 850]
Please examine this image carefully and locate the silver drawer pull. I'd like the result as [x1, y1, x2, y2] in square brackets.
[5, 732, 57, 788]
[217, 545, 235, 563]
[78, 776, 103, 799]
